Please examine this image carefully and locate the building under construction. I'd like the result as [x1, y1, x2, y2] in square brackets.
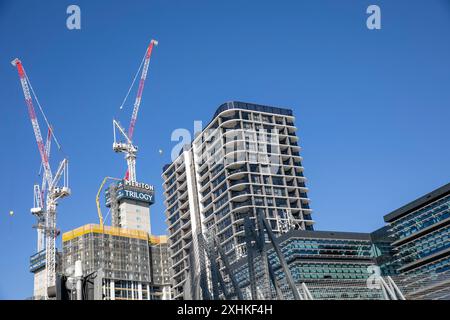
[59, 177, 170, 300]
[62, 224, 170, 300]
[105, 179, 155, 233]
[57, 40, 168, 300]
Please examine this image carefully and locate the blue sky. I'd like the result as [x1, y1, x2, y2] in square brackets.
[0, 0, 449, 299]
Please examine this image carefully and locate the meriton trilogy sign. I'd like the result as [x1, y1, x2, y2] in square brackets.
[106, 179, 155, 205]
[122, 180, 154, 191]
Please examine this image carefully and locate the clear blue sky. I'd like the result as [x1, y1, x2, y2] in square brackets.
[0, 0, 449, 299]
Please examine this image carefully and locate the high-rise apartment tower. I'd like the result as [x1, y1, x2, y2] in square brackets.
[162, 101, 313, 299]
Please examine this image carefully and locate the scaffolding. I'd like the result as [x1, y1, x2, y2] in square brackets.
[62, 224, 170, 300]
[149, 236, 172, 300]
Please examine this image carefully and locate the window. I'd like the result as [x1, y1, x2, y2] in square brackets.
[272, 176, 284, 185]
[253, 186, 262, 195]
[260, 164, 270, 174]
[273, 187, 285, 197]
[276, 198, 287, 207]
[254, 197, 264, 206]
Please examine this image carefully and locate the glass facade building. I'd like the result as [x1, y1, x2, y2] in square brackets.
[384, 183, 450, 299]
[370, 226, 400, 276]
[232, 230, 386, 300]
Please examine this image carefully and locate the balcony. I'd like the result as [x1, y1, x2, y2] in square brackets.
[229, 178, 249, 187]
[220, 112, 239, 123]
[233, 200, 252, 210]
[222, 120, 242, 130]
[231, 189, 250, 201]
[275, 117, 284, 125]
[297, 181, 306, 188]
[286, 179, 296, 187]
[227, 167, 247, 176]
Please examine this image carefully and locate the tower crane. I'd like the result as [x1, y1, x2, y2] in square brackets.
[12, 58, 70, 299]
[113, 39, 158, 183]
[32, 127, 52, 252]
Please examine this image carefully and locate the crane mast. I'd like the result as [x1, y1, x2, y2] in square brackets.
[32, 184, 45, 252]
[12, 58, 70, 299]
[32, 128, 53, 252]
[113, 39, 158, 183]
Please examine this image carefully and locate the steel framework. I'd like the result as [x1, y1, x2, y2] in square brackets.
[186, 210, 307, 300]
[12, 58, 71, 299]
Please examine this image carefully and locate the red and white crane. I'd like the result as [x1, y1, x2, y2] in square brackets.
[113, 39, 158, 182]
[12, 58, 70, 299]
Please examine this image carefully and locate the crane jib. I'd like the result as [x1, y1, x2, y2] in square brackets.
[127, 40, 156, 140]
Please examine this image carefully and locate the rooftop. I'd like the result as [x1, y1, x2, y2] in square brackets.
[276, 229, 372, 243]
[212, 101, 293, 119]
[62, 224, 168, 244]
[162, 101, 295, 172]
[384, 182, 450, 223]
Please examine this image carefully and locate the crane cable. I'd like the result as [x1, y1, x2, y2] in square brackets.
[23, 69, 63, 152]
[23, 68, 67, 187]
[117, 47, 147, 114]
